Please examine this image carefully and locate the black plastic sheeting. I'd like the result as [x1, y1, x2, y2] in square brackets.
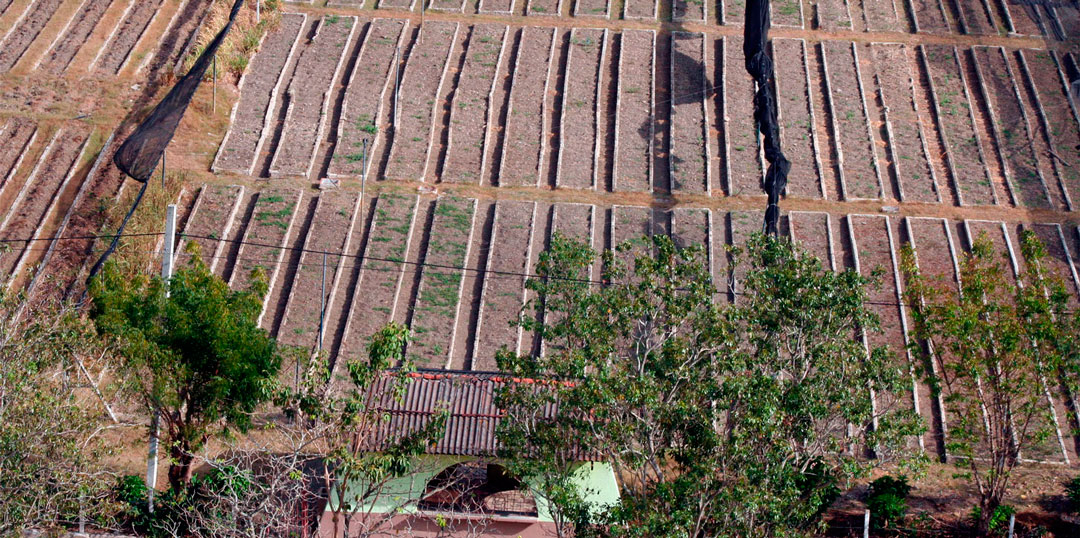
[744, 0, 790, 237]
[85, 0, 245, 288]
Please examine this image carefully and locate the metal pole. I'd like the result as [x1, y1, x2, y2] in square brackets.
[862, 509, 870, 538]
[319, 251, 327, 354]
[161, 151, 165, 191]
[360, 139, 367, 212]
[1007, 513, 1015, 538]
[147, 204, 176, 514]
[213, 54, 217, 113]
[256, 0, 260, 23]
[393, 47, 400, 127]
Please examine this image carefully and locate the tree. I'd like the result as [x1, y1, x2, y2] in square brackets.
[0, 290, 119, 536]
[90, 245, 284, 490]
[278, 322, 448, 538]
[902, 231, 1078, 533]
[497, 233, 919, 537]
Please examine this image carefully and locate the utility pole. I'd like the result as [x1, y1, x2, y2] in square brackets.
[148, 204, 177, 514]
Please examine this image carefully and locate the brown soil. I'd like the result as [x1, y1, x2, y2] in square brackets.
[472, 199, 534, 367]
[38, 0, 112, 74]
[771, 0, 803, 28]
[614, 29, 654, 192]
[479, 0, 514, 14]
[408, 196, 476, 367]
[269, 15, 356, 178]
[824, 40, 882, 200]
[775, 38, 823, 199]
[575, 0, 610, 17]
[442, 23, 507, 184]
[557, 27, 606, 190]
[144, 0, 215, 78]
[95, 0, 164, 74]
[214, 12, 305, 174]
[669, 31, 709, 194]
[912, 0, 951, 34]
[0, 128, 86, 279]
[921, 44, 996, 206]
[0, 118, 36, 182]
[384, 20, 459, 181]
[623, 0, 655, 19]
[278, 190, 359, 349]
[228, 188, 302, 292]
[328, 17, 408, 179]
[431, 0, 467, 12]
[176, 184, 243, 270]
[723, 34, 762, 197]
[527, 0, 561, 16]
[1020, 50, 1080, 211]
[499, 26, 554, 187]
[0, 0, 64, 72]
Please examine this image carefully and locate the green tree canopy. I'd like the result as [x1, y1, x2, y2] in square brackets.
[90, 246, 283, 489]
[497, 233, 920, 537]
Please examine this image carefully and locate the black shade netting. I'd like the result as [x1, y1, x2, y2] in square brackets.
[85, 0, 244, 291]
[113, 0, 244, 182]
[744, 0, 790, 237]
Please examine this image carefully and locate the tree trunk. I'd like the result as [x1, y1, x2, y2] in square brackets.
[168, 442, 195, 490]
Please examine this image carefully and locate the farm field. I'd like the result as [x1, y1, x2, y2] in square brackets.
[1, 0, 1080, 481]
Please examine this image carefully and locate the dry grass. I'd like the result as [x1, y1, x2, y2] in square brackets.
[184, 0, 284, 83]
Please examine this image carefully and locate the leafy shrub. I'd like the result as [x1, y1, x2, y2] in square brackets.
[971, 504, 1015, 536]
[867, 475, 911, 530]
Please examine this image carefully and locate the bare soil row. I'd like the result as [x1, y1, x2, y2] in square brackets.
[37, 0, 113, 74]
[0, 0, 64, 72]
[94, 0, 164, 74]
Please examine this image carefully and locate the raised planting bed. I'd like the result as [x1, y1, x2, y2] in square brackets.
[624, 0, 657, 19]
[498, 26, 556, 187]
[608, 205, 653, 277]
[408, 196, 477, 368]
[479, 0, 514, 14]
[920, 45, 996, 206]
[379, 0, 417, 10]
[822, 41, 883, 201]
[574, 0, 611, 17]
[788, 211, 835, 269]
[472, 200, 537, 368]
[723, 36, 762, 197]
[140, 0, 214, 76]
[0, 0, 63, 72]
[614, 29, 655, 193]
[870, 43, 940, 203]
[93, 0, 165, 74]
[962, 219, 1072, 464]
[213, 13, 305, 175]
[669, 32, 710, 194]
[710, 211, 732, 301]
[774, 38, 824, 199]
[0, 118, 36, 185]
[37, 0, 112, 74]
[722, 0, 745, 24]
[862, 0, 903, 32]
[956, 0, 997, 34]
[1018, 50, 1080, 212]
[175, 184, 245, 271]
[278, 191, 361, 349]
[430, 0, 467, 12]
[338, 193, 419, 362]
[972, 46, 1053, 209]
[847, 214, 917, 445]
[1002, 2, 1047, 36]
[385, 21, 460, 181]
[669, 207, 710, 256]
[527, 0, 562, 16]
[0, 129, 88, 283]
[229, 189, 303, 303]
[847, 214, 911, 386]
[556, 28, 608, 190]
[552, 202, 596, 279]
[910, 0, 951, 33]
[269, 15, 357, 179]
[213, 189, 256, 279]
[904, 216, 960, 453]
[727, 210, 764, 298]
[817, 0, 854, 30]
[443, 24, 509, 184]
[673, 0, 705, 22]
[1027, 223, 1080, 308]
[770, 0, 803, 27]
[328, 18, 409, 180]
